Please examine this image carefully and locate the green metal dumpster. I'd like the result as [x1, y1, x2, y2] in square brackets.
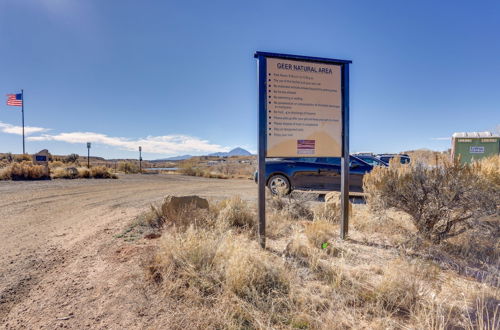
[451, 132, 500, 164]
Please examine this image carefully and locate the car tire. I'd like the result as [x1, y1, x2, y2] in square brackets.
[267, 174, 291, 195]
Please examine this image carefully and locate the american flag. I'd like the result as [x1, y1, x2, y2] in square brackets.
[297, 140, 315, 150]
[297, 140, 315, 154]
[7, 93, 23, 107]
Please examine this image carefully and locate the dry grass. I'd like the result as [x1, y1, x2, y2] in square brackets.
[267, 192, 314, 221]
[140, 184, 499, 329]
[217, 196, 256, 230]
[14, 154, 32, 162]
[148, 227, 291, 328]
[50, 165, 117, 179]
[117, 161, 140, 174]
[49, 160, 65, 169]
[0, 161, 49, 180]
[91, 165, 117, 178]
[179, 161, 229, 179]
[179, 158, 254, 179]
[474, 154, 500, 187]
[406, 148, 450, 165]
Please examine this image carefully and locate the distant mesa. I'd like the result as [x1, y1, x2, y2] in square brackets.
[152, 148, 252, 162]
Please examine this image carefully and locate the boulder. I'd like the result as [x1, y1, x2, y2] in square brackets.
[161, 195, 209, 219]
[66, 167, 79, 178]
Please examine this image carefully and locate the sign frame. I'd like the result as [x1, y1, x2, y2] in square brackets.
[254, 52, 351, 247]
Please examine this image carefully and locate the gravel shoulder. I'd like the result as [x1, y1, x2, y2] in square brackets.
[0, 174, 255, 328]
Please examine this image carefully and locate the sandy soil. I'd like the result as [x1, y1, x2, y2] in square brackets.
[0, 174, 256, 329]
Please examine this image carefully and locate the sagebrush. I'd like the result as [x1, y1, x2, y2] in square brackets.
[364, 157, 499, 243]
[0, 161, 49, 180]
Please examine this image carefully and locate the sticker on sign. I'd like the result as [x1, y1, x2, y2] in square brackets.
[470, 146, 485, 153]
[297, 140, 315, 154]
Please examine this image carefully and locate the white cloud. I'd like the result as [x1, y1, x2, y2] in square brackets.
[27, 131, 229, 155]
[0, 121, 50, 135]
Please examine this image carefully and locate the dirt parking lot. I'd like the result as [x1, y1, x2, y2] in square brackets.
[0, 174, 256, 328]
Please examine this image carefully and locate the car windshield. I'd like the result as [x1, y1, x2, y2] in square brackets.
[379, 156, 410, 164]
[358, 156, 380, 166]
[283, 157, 318, 163]
[283, 157, 369, 167]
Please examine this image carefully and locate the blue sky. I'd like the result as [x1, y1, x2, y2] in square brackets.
[1, 0, 499, 159]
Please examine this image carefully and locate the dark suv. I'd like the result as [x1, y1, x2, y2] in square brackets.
[377, 154, 411, 164]
[256, 156, 373, 194]
[354, 154, 388, 167]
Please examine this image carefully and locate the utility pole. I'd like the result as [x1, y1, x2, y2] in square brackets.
[139, 146, 142, 173]
[87, 142, 91, 168]
[21, 89, 25, 154]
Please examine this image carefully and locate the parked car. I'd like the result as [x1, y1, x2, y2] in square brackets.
[377, 154, 411, 164]
[255, 156, 374, 194]
[354, 154, 388, 167]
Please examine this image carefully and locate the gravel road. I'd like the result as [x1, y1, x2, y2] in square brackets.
[0, 174, 255, 328]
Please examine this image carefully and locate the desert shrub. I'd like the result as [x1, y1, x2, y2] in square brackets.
[373, 265, 424, 316]
[14, 154, 32, 162]
[202, 171, 228, 179]
[473, 154, 500, 187]
[148, 227, 291, 327]
[218, 237, 291, 308]
[179, 160, 203, 176]
[466, 291, 500, 330]
[64, 153, 79, 164]
[406, 149, 449, 166]
[304, 220, 337, 248]
[50, 166, 115, 179]
[179, 160, 229, 179]
[0, 160, 10, 169]
[149, 227, 221, 294]
[117, 161, 140, 174]
[314, 202, 341, 223]
[314, 192, 353, 224]
[217, 196, 255, 230]
[51, 167, 77, 179]
[0, 166, 11, 180]
[0, 152, 14, 162]
[142, 205, 166, 229]
[51, 155, 64, 162]
[90, 166, 117, 179]
[364, 159, 498, 243]
[49, 160, 65, 169]
[77, 167, 91, 178]
[268, 192, 314, 221]
[266, 212, 292, 239]
[0, 161, 50, 180]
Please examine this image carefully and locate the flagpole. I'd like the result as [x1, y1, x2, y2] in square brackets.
[21, 89, 25, 154]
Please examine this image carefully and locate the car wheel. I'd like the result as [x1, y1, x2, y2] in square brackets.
[267, 174, 291, 195]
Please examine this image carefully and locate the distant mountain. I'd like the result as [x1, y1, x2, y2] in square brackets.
[151, 154, 193, 162]
[209, 147, 252, 157]
[151, 148, 252, 162]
